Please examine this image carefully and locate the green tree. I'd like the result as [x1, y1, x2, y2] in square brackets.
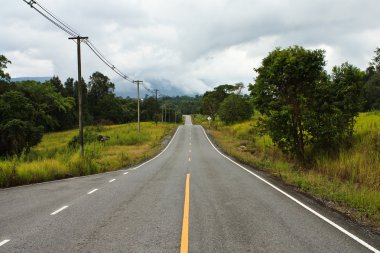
[331, 63, 364, 136]
[0, 55, 11, 82]
[251, 46, 326, 160]
[218, 94, 253, 124]
[363, 48, 380, 111]
[201, 91, 220, 119]
[13, 81, 75, 131]
[362, 71, 380, 110]
[0, 91, 43, 156]
[49, 76, 64, 95]
[63, 77, 75, 97]
[87, 72, 116, 123]
[201, 84, 240, 119]
[87, 71, 115, 101]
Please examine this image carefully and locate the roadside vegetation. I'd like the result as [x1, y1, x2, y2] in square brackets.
[0, 53, 195, 188]
[0, 122, 176, 188]
[193, 46, 380, 231]
[193, 112, 380, 231]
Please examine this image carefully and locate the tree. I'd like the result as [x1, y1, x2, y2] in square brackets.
[63, 77, 75, 97]
[201, 91, 220, 119]
[251, 46, 326, 160]
[331, 63, 364, 136]
[218, 94, 253, 124]
[369, 47, 380, 72]
[0, 55, 11, 82]
[363, 48, 380, 111]
[362, 71, 380, 110]
[0, 91, 43, 156]
[201, 84, 240, 119]
[87, 71, 115, 101]
[49, 76, 64, 95]
[87, 72, 116, 123]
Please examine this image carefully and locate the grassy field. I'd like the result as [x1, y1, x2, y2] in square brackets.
[0, 122, 177, 188]
[193, 112, 380, 232]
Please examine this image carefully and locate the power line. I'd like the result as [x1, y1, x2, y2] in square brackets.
[34, 1, 80, 36]
[23, 0, 77, 37]
[22, 0, 136, 85]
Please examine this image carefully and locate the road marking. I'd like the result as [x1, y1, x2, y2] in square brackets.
[188, 157, 191, 162]
[88, 189, 98, 195]
[180, 174, 190, 253]
[50, 205, 69, 216]
[189, 149, 191, 153]
[109, 179, 116, 183]
[123, 171, 129, 175]
[0, 240, 10, 247]
[122, 127, 180, 172]
[201, 127, 380, 253]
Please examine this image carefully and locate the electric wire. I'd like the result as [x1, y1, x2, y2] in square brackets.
[34, 1, 81, 36]
[22, 0, 146, 87]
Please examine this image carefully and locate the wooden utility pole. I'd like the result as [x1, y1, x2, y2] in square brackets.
[133, 80, 143, 132]
[161, 106, 164, 122]
[154, 89, 159, 125]
[164, 105, 167, 122]
[69, 36, 88, 157]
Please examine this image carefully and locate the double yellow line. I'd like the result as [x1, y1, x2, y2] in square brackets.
[180, 174, 190, 253]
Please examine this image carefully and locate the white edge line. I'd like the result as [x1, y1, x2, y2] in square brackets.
[125, 126, 181, 171]
[87, 189, 98, 194]
[201, 126, 380, 253]
[109, 179, 116, 183]
[0, 240, 10, 247]
[50, 205, 69, 216]
[123, 172, 129, 175]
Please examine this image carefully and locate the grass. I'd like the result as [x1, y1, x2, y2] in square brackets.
[0, 122, 177, 188]
[193, 112, 380, 232]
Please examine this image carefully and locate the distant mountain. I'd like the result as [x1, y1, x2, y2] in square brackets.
[11, 77, 52, 83]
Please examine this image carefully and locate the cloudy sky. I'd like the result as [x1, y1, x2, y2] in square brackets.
[1, 0, 379, 96]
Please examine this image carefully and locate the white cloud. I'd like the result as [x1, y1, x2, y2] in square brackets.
[6, 50, 54, 77]
[1, 0, 379, 96]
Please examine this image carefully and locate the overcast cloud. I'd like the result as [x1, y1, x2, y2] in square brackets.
[1, 0, 379, 96]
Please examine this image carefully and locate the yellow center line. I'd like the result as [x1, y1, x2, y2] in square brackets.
[180, 174, 190, 253]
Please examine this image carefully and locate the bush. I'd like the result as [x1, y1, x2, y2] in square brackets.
[0, 119, 43, 156]
[68, 128, 103, 148]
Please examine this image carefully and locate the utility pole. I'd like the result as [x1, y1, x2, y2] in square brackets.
[169, 107, 171, 122]
[154, 89, 159, 125]
[133, 80, 143, 132]
[69, 36, 88, 157]
[161, 106, 164, 122]
[164, 105, 167, 122]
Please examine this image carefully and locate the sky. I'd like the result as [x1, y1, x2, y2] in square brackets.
[1, 0, 379, 97]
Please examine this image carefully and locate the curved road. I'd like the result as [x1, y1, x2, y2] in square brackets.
[0, 116, 379, 252]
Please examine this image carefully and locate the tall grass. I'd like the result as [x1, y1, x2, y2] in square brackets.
[0, 122, 176, 187]
[198, 112, 380, 231]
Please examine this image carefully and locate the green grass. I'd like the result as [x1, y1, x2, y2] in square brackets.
[0, 122, 177, 187]
[195, 112, 380, 232]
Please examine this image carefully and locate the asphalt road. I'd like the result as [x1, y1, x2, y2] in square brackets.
[0, 115, 379, 252]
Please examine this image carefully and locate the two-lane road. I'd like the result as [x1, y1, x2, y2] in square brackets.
[0, 116, 379, 252]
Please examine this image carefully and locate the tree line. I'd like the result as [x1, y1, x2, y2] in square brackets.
[0, 55, 201, 156]
[200, 46, 380, 162]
